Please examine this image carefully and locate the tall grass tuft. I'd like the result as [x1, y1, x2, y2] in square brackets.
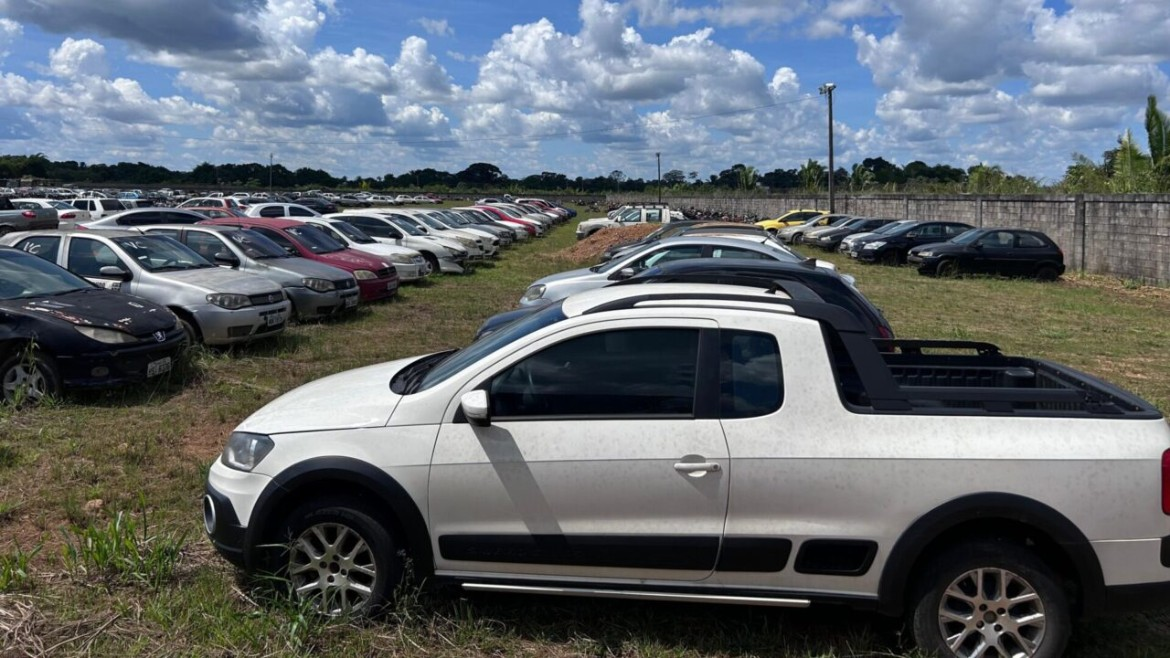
[61, 507, 187, 588]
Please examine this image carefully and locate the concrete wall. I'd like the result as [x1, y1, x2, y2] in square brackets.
[609, 193, 1170, 285]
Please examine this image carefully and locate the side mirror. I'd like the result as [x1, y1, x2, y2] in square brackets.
[610, 267, 637, 281]
[284, 246, 299, 256]
[906, 232, 919, 238]
[214, 252, 240, 267]
[99, 265, 131, 281]
[973, 242, 985, 250]
[461, 390, 491, 427]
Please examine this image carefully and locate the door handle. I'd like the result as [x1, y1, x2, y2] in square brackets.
[673, 461, 721, 473]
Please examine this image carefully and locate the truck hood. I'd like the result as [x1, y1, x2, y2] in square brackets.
[578, 217, 613, 228]
[235, 357, 414, 435]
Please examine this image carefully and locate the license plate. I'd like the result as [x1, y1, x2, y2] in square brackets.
[266, 312, 284, 327]
[146, 357, 172, 378]
[849, 250, 858, 258]
[387, 281, 397, 291]
[344, 295, 358, 308]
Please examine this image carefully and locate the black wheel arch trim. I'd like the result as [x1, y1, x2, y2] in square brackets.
[877, 492, 1104, 616]
[244, 456, 433, 575]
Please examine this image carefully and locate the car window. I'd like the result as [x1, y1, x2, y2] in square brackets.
[251, 226, 299, 253]
[645, 209, 662, 223]
[631, 245, 705, 269]
[982, 231, 1016, 248]
[0, 251, 92, 298]
[489, 328, 700, 418]
[1017, 232, 1047, 248]
[711, 246, 771, 260]
[111, 236, 212, 271]
[285, 225, 345, 254]
[68, 238, 126, 278]
[720, 331, 783, 418]
[148, 228, 182, 239]
[944, 224, 970, 237]
[161, 212, 201, 224]
[289, 206, 315, 217]
[14, 236, 61, 262]
[185, 231, 230, 261]
[259, 206, 284, 218]
[116, 211, 160, 226]
[918, 224, 943, 237]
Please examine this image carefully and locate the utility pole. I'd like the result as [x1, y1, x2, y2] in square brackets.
[819, 83, 836, 213]
[656, 152, 662, 204]
[268, 152, 274, 195]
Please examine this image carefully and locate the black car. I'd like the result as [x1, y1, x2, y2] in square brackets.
[850, 220, 973, 265]
[294, 196, 339, 214]
[808, 217, 897, 250]
[475, 258, 894, 340]
[0, 247, 186, 404]
[907, 227, 1066, 280]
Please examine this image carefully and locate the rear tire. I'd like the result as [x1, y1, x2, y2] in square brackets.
[1035, 265, 1059, 282]
[910, 541, 1070, 658]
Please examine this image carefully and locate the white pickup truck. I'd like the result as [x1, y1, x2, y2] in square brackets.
[576, 204, 685, 240]
[204, 282, 1170, 657]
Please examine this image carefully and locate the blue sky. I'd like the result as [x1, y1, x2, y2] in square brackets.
[1, 0, 1168, 184]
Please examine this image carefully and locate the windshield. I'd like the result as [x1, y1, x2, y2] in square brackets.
[950, 229, 983, 245]
[618, 209, 641, 222]
[285, 225, 345, 254]
[488, 205, 522, 219]
[111, 235, 214, 271]
[385, 216, 425, 235]
[875, 221, 915, 235]
[417, 300, 569, 392]
[226, 229, 289, 259]
[415, 213, 449, 231]
[0, 251, 93, 298]
[49, 201, 74, 210]
[329, 221, 377, 244]
[440, 211, 472, 226]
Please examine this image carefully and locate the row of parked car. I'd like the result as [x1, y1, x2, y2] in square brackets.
[0, 199, 576, 404]
[757, 211, 1066, 280]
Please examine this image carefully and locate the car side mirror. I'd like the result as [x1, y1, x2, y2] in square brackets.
[973, 242, 985, 249]
[214, 252, 240, 267]
[906, 232, 919, 238]
[99, 265, 131, 281]
[461, 390, 491, 427]
[284, 246, 298, 256]
[610, 267, 637, 281]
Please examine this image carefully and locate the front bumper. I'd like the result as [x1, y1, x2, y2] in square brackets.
[392, 261, 428, 282]
[285, 286, 360, 320]
[357, 276, 399, 302]
[192, 301, 292, 345]
[57, 328, 187, 388]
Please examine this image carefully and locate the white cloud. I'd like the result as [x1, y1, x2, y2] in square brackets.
[417, 18, 453, 37]
[0, 18, 21, 63]
[48, 38, 108, 78]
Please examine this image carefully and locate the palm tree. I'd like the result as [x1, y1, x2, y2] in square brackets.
[849, 163, 875, 191]
[798, 159, 825, 192]
[1109, 130, 1152, 193]
[737, 165, 758, 191]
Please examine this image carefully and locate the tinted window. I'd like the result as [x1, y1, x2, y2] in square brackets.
[67, 238, 126, 277]
[289, 206, 315, 217]
[185, 231, 230, 261]
[259, 206, 284, 217]
[161, 212, 202, 224]
[285, 225, 344, 254]
[15, 236, 61, 262]
[982, 231, 1016, 248]
[944, 224, 971, 237]
[110, 236, 212, 271]
[250, 227, 299, 253]
[489, 328, 699, 418]
[712, 246, 771, 260]
[148, 228, 181, 239]
[116, 211, 160, 226]
[1017, 232, 1048, 248]
[630, 245, 704, 269]
[720, 331, 783, 418]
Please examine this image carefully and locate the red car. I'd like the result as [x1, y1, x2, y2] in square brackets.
[198, 217, 398, 302]
[471, 204, 539, 236]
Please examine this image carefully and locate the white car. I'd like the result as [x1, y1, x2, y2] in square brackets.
[203, 281, 1170, 658]
[389, 209, 492, 258]
[80, 207, 210, 229]
[519, 234, 836, 307]
[10, 198, 91, 228]
[245, 203, 321, 218]
[286, 217, 431, 282]
[328, 211, 470, 275]
[70, 197, 129, 220]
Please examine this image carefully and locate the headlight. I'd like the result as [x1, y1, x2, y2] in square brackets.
[221, 431, 274, 472]
[386, 253, 414, 264]
[302, 277, 335, 292]
[206, 293, 252, 309]
[522, 284, 546, 302]
[863, 241, 886, 250]
[455, 236, 476, 248]
[74, 326, 137, 344]
[354, 269, 378, 280]
[452, 248, 469, 257]
[917, 250, 933, 258]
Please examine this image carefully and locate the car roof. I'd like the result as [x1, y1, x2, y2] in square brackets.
[17, 228, 141, 238]
[141, 224, 241, 233]
[201, 217, 304, 229]
[560, 282, 795, 319]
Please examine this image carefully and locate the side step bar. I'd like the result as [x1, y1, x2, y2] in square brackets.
[462, 583, 811, 608]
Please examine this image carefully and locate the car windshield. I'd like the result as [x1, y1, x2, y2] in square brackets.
[49, 201, 73, 210]
[0, 251, 93, 299]
[875, 221, 915, 235]
[415, 214, 449, 230]
[441, 211, 472, 226]
[385, 216, 424, 235]
[415, 300, 569, 392]
[111, 235, 215, 271]
[949, 229, 983, 245]
[285, 225, 345, 254]
[489, 205, 522, 219]
[328, 221, 377, 244]
[225, 229, 289, 259]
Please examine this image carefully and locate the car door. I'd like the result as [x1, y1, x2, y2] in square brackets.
[974, 230, 1016, 274]
[428, 321, 730, 582]
[63, 236, 133, 292]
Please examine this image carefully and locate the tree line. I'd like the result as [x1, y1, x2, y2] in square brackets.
[4, 97, 1170, 195]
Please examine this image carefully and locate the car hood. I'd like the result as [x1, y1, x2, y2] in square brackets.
[578, 217, 613, 227]
[315, 248, 389, 270]
[252, 256, 352, 281]
[531, 266, 596, 287]
[911, 242, 963, 254]
[1, 288, 175, 334]
[235, 357, 413, 434]
[162, 267, 283, 295]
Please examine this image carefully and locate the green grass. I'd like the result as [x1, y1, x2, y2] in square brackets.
[0, 208, 1168, 655]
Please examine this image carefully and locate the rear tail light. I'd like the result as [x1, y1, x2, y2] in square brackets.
[21, 210, 35, 219]
[1162, 449, 1170, 514]
[61, 212, 77, 219]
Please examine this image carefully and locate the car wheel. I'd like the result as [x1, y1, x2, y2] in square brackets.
[936, 259, 960, 278]
[0, 348, 60, 405]
[910, 541, 1070, 658]
[280, 496, 401, 617]
[792, 232, 804, 244]
[420, 252, 440, 275]
[174, 314, 200, 349]
[1035, 265, 1060, 282]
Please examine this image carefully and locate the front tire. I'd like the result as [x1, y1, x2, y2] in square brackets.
[936, 259, 960, 278]
[0, 348, 60, 405]
[280, 497, 402, 617]
[910, 541, 1071, 658]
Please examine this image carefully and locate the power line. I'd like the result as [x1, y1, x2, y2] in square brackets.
[170, 94, 819, 148]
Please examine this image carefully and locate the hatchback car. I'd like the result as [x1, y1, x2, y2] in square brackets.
[197, 217, 398, 303]
[908, 228, 1066, 280]
[0, 246, 185, 404]
[139, 225, 360, 319]
[850, 220, 974, 265]
[1, 231, 289, 346]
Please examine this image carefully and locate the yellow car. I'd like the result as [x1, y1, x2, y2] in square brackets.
[756, 209, 829, 233]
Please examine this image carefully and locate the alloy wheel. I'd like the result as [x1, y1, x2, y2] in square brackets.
[288, 522, 379, 615]
[937, 567, 1046, 657]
